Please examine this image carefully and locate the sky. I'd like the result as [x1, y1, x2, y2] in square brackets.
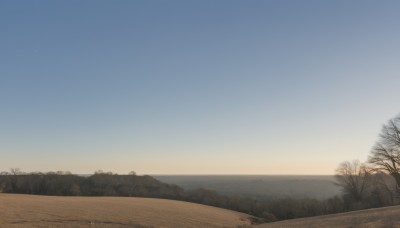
[1, 0, 400, 175]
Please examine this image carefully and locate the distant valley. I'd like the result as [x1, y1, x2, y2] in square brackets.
[154, 175, 341, 199]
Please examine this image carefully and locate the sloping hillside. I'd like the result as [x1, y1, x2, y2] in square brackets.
[258, 205, 400, 228]
[0, 193, 253, 228]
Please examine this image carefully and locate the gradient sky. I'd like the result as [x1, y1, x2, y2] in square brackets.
[1, 0, 400, 174]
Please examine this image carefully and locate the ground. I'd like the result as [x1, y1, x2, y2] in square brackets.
[257, 205, 400, 228]
[0, 193, 252, 228]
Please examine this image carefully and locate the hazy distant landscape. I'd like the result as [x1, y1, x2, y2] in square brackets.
[0, 172, 342, 222]
[154, 175, 340, 199]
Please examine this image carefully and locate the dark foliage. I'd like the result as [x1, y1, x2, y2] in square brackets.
[0, 172, 183, 199]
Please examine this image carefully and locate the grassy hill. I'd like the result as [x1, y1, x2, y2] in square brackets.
[257, 205, 400, 228]
[0, 193, 253, 228]
[3, 193, 400, 228]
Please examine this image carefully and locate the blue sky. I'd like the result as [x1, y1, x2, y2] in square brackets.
[1, 0, 400, 174]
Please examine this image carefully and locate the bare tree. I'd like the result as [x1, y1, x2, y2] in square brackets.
[335, 160, 370, 201]
[10, 168, 23, 175]
[368, 114, 400, 187]
[370, 172, 398, 205]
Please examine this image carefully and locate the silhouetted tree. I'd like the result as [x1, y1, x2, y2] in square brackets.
[368, 114, 400, 188]
[367, 172, 398, 207]
[335, 160, 370, 202]
[10, 168, 23, 175]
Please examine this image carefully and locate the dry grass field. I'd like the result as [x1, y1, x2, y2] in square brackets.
[6, 193, 400, 228]
[0, 193, 253, 228]
[258, 205, 400, 228]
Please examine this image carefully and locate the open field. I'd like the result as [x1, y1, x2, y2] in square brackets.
[0, 193, 253, 228]
[258, 205, 400, 228]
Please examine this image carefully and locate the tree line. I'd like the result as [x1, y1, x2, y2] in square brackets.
[0, 171, 183, 199]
